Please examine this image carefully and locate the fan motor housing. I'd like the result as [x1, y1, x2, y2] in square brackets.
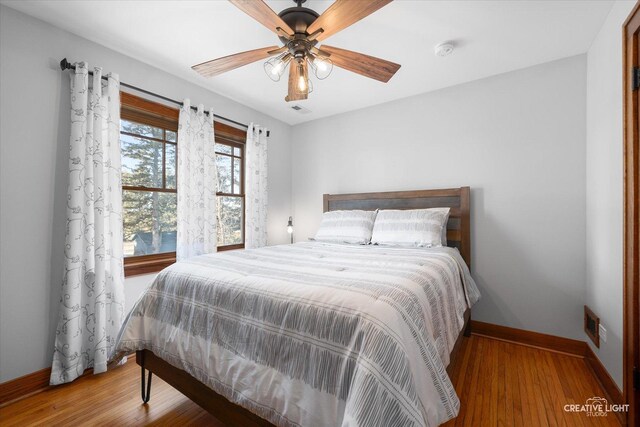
[278, 6, 319, 42]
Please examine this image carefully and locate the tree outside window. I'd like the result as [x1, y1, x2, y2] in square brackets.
[119, 93, 247, 276]
[215, 139, 244, 248]
[121, 119, 177, 258]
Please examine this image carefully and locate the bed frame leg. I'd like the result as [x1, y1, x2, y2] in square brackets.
[140, 355, 153, 404]
[463, 318, 472, 337]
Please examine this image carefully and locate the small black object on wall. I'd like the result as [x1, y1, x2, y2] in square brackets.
[584, 305, 600, 348]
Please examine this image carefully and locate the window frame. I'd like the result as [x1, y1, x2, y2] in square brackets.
[120, 93, 248, 276]
[214, 123, 247, 252]
[120, 92, 179, 277]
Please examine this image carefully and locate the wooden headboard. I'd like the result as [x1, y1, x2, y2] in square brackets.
[323, 187, 471, 267]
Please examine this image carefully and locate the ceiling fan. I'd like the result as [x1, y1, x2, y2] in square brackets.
[192, 0, 401, 102]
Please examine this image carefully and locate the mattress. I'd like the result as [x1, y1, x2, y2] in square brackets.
[113, 241, 480, 427]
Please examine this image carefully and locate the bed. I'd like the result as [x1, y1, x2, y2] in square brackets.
[113, 187, 479, 427]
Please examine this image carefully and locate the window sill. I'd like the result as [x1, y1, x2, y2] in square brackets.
[124, 252, 176, 277]
[217, 244, 245, 252]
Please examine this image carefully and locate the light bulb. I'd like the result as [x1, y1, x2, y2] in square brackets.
[298, 75, 307, 92]
[311, 56, 333, 80]
[286, 216, 293, 237]
[264, 53, 291, 82]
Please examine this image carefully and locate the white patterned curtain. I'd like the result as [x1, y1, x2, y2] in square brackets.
[51, 63, 124, 385]
[176, 100, 218, 260]
[245, 123, 268, 248]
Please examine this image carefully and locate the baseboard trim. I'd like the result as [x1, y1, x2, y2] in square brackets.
[470, 320, 587, 356]
[584, 344, 625, 424]
[0, 367, 52, 407]
[0, 353, 135, 407]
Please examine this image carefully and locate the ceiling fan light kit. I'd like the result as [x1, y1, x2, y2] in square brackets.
[192, 0, 401, 102]
[264, 52, 292, 81]
[309, 56, 332, 80]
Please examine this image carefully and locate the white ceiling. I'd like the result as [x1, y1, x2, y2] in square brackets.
[2, 0, 616, 125]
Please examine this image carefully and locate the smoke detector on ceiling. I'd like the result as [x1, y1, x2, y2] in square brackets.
[434, 42, 455, 57]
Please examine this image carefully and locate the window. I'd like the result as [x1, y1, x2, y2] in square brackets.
[120, 92, 179, 276]
[120, 93, 247, 276]
[215, 123, 247, 251]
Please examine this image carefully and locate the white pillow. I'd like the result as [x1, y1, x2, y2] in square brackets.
[371, 208, 450, 247]
[441, 210, 450, 246]
[314, 210, 377, 244]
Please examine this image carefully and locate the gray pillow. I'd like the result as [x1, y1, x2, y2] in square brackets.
[314, 210, 378, 244]
[371, 208, 450, 247]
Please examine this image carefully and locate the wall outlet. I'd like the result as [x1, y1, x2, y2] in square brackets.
[599, 324, 607, 343]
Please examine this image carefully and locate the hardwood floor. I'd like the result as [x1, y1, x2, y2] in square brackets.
[0, 336, 620, 426]
[0, 357, 223, 427]
[444, 336, 620, 427]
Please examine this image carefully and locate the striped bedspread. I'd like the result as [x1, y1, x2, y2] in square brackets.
[114, 242, 480, 427]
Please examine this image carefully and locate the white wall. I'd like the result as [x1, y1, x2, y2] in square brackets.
[0, 0, 629, 391]
[0, 5, 292, 382]
[292, 56, 587, 341]
[585, 0, 635, 390]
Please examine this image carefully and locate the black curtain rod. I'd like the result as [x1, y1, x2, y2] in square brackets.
[59, 58, 269, 137]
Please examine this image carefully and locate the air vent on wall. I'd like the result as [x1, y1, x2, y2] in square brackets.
[291, 105, 312, 114]
[584, 305, 600, 348]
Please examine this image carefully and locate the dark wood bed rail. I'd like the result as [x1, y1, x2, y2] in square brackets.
[323, 187, 471, 267]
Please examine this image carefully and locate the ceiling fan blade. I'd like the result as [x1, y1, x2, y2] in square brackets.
[307, 0, 393, 42]
[285, 61, 308, 102]
[268, 46, 289, 56]
[192, 46, 279, 77]
[229, 0, 294, 36]
[320, 45, 400, 83]
[310, 46, 331, 59]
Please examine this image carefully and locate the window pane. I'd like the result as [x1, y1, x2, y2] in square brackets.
[215, 143, 232, 155]
[121, 134, 163, 188]
[217, 154, 232, 193]
[121, 119, 163, 139]
[123, 190, 177, 257]
[166, 130, 177, 142]
[233, 147, 241, 156]
[233, 157, 241, 194]
[166, 144, 176, 189]
[217, 196, 243, 246]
